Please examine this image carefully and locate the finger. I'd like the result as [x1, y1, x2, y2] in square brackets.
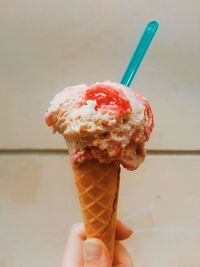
[62, 223, 86, 267]
[115, 220, 133, 241]
[113, 241, 133, 267]
[83, 238, 112, 267]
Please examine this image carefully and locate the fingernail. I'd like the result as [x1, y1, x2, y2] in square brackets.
[83, 239, 101, 260]
[119, 220, 133, 233]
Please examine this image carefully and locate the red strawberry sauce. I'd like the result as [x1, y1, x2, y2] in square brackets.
[85, 84, 132, 117]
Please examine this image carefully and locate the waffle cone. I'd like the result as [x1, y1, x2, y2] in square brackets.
[72, 159, 120, 259]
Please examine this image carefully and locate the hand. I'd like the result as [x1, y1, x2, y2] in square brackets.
[62, 220, 134, 267]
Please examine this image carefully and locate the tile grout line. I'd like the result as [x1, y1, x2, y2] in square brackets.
[148, 150, 200, 155]
[0, 149, 199, 156]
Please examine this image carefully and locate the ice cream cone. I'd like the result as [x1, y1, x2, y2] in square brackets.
[72, 159, 120, 259]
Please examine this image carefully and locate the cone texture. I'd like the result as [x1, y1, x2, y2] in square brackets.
[72, 159, 120, 258]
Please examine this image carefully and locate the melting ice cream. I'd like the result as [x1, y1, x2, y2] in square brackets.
[45, 81, 154, 170]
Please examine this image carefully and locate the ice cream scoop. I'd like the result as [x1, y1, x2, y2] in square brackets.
[45, 81, 153, 170]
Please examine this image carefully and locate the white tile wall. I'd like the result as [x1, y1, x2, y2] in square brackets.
[0, 155, 200, 267]
[0, 1, 200, 267]
[0, 0, 199, 149]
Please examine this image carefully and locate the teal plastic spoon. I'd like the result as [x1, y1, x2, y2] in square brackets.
[121, 21, 159, 87]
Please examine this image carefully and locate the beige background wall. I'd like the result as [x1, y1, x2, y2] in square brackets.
[0, 1, 200, 267]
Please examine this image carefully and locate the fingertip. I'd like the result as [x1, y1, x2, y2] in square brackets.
[83, 238, 112, 266]
[83, 238, 110, 256]
[83, 238, 101, 260]
[70, 222, 86, 239]
[116, 220, 133, 240]
[117, 220, 133, 233]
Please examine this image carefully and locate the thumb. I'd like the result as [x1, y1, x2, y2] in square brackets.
[83, 238, 112, 267]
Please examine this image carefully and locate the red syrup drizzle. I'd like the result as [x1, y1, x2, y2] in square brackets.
[85, 84, 132, 116]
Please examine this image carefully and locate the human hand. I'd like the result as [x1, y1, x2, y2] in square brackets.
[62, 220, 133, 267]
